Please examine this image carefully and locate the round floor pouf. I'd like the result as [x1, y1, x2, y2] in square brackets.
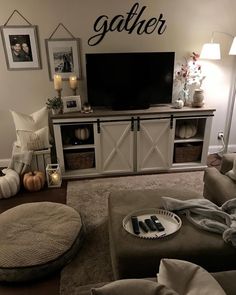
[0, 202, 84, 282]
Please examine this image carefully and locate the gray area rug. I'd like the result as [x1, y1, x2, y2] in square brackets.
[60, 171, 204, 295]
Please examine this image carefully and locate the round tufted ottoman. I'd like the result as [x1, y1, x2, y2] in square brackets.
[0, 202, 84, 282]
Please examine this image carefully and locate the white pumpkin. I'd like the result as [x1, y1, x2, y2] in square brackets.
[0, 168, 20, 199]
[175, 122, 197, 139]
[174, 99, 184, 109]
[75, 127, 90, 141]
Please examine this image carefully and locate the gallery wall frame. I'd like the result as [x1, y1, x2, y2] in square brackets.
[1, 25, 41, 70]
[45, 38, 81, 81]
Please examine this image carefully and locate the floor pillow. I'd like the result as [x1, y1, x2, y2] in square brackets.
[0, 202, 84, 282]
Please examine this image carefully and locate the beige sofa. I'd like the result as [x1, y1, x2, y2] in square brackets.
[203, 153, 236, 206]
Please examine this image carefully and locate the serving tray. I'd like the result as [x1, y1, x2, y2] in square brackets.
[123, 208, 182, 239]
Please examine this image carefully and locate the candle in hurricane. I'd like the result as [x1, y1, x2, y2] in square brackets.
[54, 74, 62, 90]
[69, 75, 78, 90]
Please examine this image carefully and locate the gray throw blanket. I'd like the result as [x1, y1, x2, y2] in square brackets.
[161, 197, 236, 247]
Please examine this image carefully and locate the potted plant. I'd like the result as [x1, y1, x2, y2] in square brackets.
[46, 97, 63, 115]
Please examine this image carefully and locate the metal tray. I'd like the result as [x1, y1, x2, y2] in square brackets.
[123, 208, 182, 239]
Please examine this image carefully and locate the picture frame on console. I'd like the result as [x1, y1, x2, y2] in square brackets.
[62, 95, 81, 113]
[45, 38, 81, 80]
[1, 25, 41, 70]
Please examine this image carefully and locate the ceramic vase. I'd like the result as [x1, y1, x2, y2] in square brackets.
[192, 89, 204, 107]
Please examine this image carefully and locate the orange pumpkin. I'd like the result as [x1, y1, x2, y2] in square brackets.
[23, 171, 45, 192]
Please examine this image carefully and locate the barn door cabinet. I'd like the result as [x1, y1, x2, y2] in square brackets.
[98, 115, 172, 175]
[52, 106, 215, 179]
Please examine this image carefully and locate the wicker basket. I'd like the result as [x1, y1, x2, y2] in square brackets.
[65, 151, 95, 170]
[174, 144, 202, 163]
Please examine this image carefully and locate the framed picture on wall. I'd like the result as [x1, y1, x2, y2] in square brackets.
[45, 38, 81, 80]
[62, 95, 81, 113]
[0, 25, 41, 70]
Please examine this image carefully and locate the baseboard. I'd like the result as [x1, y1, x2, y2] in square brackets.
[209, 144, 236, 155]
[0, 158, 10, 168]
[227, 144, 236, 153]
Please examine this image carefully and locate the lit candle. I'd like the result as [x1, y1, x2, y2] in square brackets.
[69, 75, 78, 90]
[54, 74, 62, 90]
[50, 172, 61, 185]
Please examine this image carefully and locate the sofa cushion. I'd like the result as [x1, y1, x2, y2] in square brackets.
[220, 154, 236, 174]
[158, 259, 226, 295]
[203, 167, 236, 206]
[212, 270, 236, 295]
[226, 159, 236, 182]
[91, 279, 176, 295]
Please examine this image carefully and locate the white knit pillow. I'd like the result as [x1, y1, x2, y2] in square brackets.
[11, 107, 49, 147]
[17, 127, 51, 151]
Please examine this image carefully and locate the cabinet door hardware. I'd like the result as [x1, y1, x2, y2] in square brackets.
[170, 115, 173, 129]
[97, 119, 101, 133]
[137, 117, 140, 131]
[131, 117, 134, 131]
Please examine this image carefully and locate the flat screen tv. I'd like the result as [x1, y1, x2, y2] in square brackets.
[86, 52, 175, 110]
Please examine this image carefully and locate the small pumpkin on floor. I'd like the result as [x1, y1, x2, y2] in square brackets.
[23, 171, 45, 192]
[0, 168, 20, 198]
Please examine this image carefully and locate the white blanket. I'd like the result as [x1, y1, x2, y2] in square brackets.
[8, 151, 33, 175]
[161, 197, 236, 247]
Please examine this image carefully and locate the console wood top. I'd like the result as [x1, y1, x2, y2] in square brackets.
[51, 105, 216, 120]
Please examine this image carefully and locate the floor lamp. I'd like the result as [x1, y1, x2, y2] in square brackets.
[200, 32, 236, 153]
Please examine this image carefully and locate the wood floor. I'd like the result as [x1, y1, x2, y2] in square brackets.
[0, 154, 221, 294]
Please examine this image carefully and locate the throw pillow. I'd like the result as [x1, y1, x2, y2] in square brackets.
[158, 259, 226, 295]
[17, 127, 51, 151]
[91, 279, 177, 295]
[226, 159, 236, 182]
[10, 107, 49, 147]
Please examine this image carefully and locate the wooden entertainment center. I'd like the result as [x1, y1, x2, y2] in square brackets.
[52, 105, 215, 179]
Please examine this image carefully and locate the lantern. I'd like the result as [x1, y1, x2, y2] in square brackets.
[46, 164, 62, 188]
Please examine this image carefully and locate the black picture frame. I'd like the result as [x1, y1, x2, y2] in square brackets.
[45, 38, 81, 80]
[1, 25, 41, 70]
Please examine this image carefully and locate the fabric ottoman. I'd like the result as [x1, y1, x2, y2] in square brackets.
[0, 202, 84, 282]
[108, 188, 236, 279]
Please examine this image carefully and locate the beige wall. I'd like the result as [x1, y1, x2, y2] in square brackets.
[1, 0, 236, 164]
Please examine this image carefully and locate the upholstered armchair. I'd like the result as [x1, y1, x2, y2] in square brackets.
[203, 153, 236, 206]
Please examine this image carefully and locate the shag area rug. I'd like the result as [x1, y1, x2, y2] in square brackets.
[60, 171, 204, 295]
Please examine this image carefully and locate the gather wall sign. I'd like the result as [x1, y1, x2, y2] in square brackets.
[88, 2, 167, 46]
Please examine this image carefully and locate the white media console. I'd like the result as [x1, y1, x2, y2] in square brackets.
[52, 105, 215, 179]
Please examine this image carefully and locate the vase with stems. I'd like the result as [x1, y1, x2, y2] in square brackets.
[175, 52, 205, 107]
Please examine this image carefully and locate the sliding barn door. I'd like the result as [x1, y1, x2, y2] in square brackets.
[99, 120, 134, 174]
[137, 118, 171, 171]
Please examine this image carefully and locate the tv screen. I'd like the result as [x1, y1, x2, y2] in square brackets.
[86, 52, 175, 110]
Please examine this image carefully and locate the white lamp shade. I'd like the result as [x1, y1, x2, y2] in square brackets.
[200, 43, 221, 60]
[229, 37, 236, 55]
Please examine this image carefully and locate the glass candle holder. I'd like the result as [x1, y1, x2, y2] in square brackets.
[46, 164, 62, 188]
